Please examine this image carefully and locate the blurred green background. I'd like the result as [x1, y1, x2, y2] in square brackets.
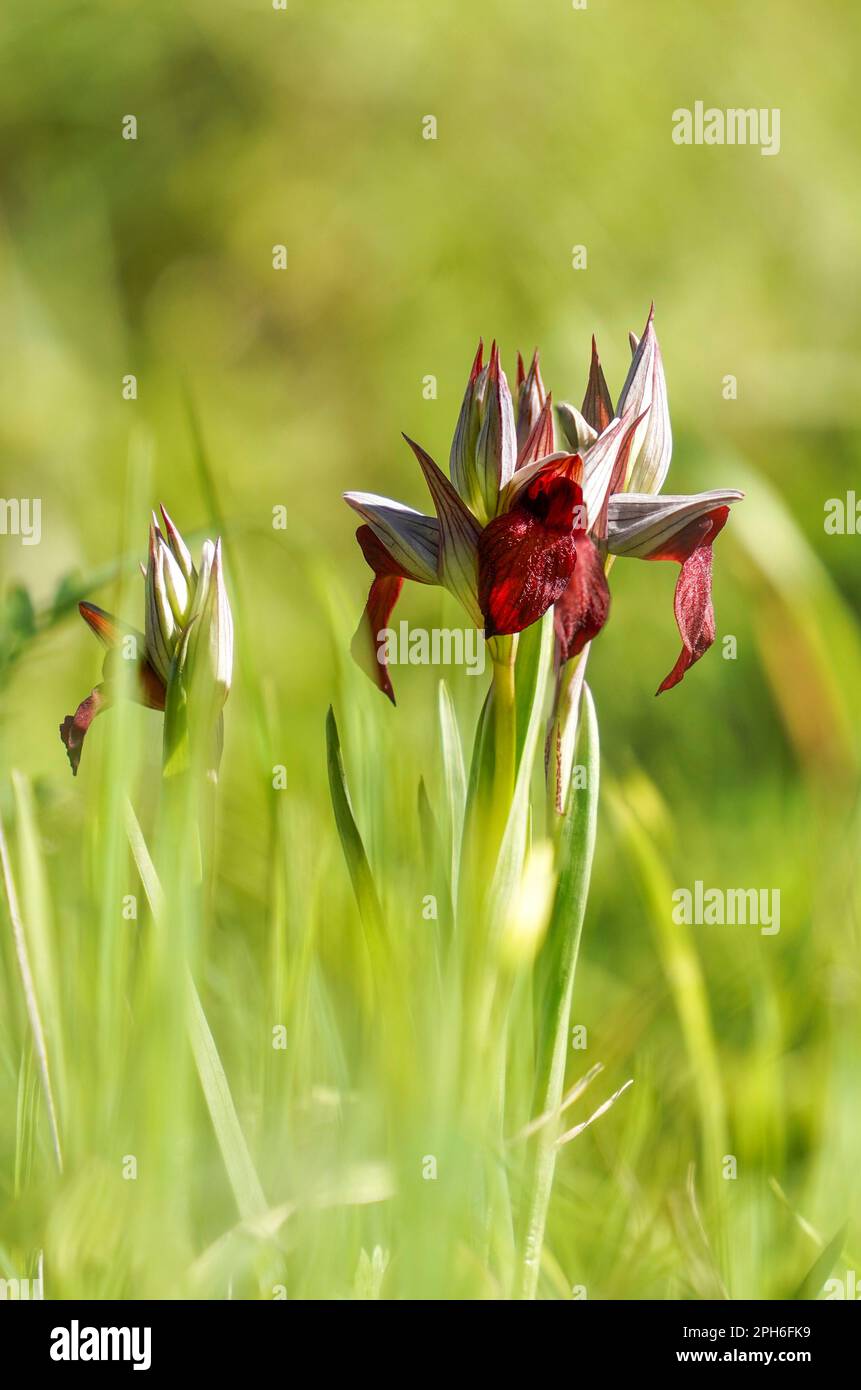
[1, 0, 859, 1298]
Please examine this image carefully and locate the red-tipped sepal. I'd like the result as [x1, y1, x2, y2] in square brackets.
[515, 349, 546, 460]
[582, 336, 613, 435]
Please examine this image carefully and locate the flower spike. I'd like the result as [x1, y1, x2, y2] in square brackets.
[343, 315, 742, 703]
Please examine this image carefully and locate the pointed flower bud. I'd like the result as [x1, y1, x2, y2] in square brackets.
[145, 524, 178, 684]
[158, 532, 192, 626]
[582, 336, 614, 435]
[159, 504, 196, 587]
[449, 341, 487, 506]
[615, 304, 672, 495]
[61, 509, 232, 775]
[185, 538, 234, 708]
[515, 350, 546, 458]
[473, 342, 517, 521]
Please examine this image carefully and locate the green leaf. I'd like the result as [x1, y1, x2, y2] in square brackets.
[792, 1223, 848, 1300]
[418, 776, 452, 924]
[186, 973, 268, 1222]
[5, 585, 36, 641]
[125, 801, 267, 1222]
[325, 706, 386, 945]
[513, 615, 548, 769]
[463, 681, 494, 826]
[0, 797, 63, 1173]
[438, 680, 467, 902]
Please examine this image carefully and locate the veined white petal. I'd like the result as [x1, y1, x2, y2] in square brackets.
[160, 504, 196, 586]
[606, 490, 744, 557]
[615, 306, 672, 495]
[580, 410, 648, 532]
[157, 533, 191, 624]
[344, 492, 440, 583]
[145, 538, 175, 683]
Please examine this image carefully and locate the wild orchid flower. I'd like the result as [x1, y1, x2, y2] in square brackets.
[345, 310, 741, 704]
[345, 343, 646, 702]
[60, 508, 233, 774]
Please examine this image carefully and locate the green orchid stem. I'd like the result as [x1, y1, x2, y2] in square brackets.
[463, 651, 517, 1053]
[490, 652, 517, 822]
[516, 684, 600, 1299]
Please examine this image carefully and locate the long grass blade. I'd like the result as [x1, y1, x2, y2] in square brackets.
[125, 801, 267, 1221]
[438, 680, 467, 903]
[325, 705, 386, 944]
[0, 809, 63, 1173]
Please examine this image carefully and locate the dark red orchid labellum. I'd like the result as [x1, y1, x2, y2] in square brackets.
[478, 461, 584, 638]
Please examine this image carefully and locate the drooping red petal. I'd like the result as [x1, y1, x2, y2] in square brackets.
[59, 686, 108, 775]
[554, 534, 611, 662]
[582, 336, 613, 434]
[652, 507, 729, 694]
[478, 468, 582, 638]
[350, 525, 408, 703]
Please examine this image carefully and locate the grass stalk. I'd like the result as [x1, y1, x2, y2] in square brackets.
[0, 813, 63, 1173]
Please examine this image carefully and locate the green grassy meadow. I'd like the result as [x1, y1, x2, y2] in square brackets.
[1, 0, 860, 1299]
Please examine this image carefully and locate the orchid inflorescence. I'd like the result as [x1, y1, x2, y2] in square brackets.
[345, 306, 742, 705]
[60, 508, 233, 775]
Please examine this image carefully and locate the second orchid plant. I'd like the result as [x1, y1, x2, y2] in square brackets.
[60, 508, 233, 781]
